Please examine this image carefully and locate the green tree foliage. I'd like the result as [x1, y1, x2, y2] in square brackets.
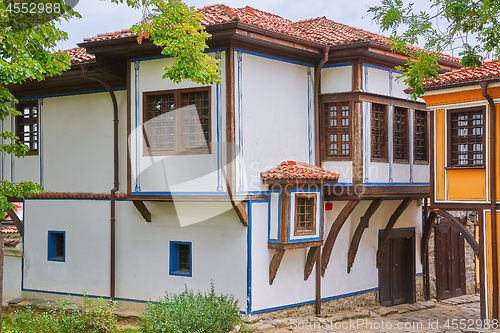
[368, 0, 500, 98]
[0, 0, 220, 215]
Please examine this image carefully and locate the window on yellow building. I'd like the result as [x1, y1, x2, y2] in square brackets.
[449, 108, 484, 167]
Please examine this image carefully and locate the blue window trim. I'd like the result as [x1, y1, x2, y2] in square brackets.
[47, 231, 65, 262]
[169, 241, 192, 277]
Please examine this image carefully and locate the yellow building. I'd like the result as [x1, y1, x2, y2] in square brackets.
[421, 60, 500, 320]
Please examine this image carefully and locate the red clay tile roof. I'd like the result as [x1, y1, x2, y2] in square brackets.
[83, 29, 135, 43]
[0, 225, 21, 247]
[29, 192, 127, 199]
[199, 5, 307, 40]
[292, 17, 459, 63]
[78, 4, 458, 63]
[261, 161, 340, 181]
[62, 47, 95, 65]
[424, 59, 500, 87]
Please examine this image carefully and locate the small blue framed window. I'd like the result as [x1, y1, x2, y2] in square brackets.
[169, 241, 191, 277]
[47, 231, 65, 262]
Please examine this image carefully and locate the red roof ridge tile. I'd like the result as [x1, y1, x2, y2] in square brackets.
[261, 161, 340, 181]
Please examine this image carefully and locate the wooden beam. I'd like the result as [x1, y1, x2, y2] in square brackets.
[321, 200, 360, 276]
[6, 208, 23, 236]
[420, 211, 437, 264]
[269, 249, 286, 285]
[304, 246, 320, 280]
[132, 200, 151, 223]
[437, 209, 479, 256]
[347, 198, 383, 273]
[234, 202, 248, 227]
[376, 198, 413, 268]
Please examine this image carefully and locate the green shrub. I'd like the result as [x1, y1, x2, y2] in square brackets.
[139, 284, 240, 333]
[6, 293, 120, 333]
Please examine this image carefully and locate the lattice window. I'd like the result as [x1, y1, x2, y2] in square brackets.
[143, 88, 210, 155]
[17, 102, 38, 155]
[449, 109, 484, 167]
[393, 107, 409, 161]
[145, 93, 175, 152]
[325, 102, 350, 160]
[414, 110, 428, 162]
[371, 103, 388, 161]
[294, 194, 316, 235]
[181, 91, 210, 151]
[178, 244, 191, 273]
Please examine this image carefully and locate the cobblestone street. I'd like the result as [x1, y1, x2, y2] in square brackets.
[251, 295, 495, 332]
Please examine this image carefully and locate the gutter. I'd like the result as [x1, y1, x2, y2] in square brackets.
[314, 46, 329, 315]
[81, 66, 119, 301]
[480, 81, 498, 319]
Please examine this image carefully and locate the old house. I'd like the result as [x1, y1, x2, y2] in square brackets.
[420, 60, 500, 320]
[5, 4, 463, 314]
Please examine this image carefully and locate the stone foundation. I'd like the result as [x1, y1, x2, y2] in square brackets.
[245, 290, 378, 322]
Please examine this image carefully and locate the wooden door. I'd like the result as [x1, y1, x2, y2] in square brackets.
[435, 220, 466, 301]
[379, 229, 416, 306]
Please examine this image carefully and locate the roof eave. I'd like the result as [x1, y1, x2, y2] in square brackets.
[424, 77, 500, 92]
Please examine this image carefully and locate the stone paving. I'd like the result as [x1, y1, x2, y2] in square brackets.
[251, 295, 496, 332]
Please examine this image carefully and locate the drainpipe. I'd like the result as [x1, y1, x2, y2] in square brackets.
[81, 66, 119, 301]
[480, 81, 497, 319]
[314, 46, 329, 315]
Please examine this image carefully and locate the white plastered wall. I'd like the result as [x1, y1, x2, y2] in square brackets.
[22, 199, 247, 309]
[250, 201, 315, 312]
[321, 199, 423, 298]
[3, 250, 22, 305]
[322, 161, 353, 184]
[129, 52, 227, 194]
[321, 65, 352, 93]
[41, 91, 127, 193]
[235, 52, 311, 192]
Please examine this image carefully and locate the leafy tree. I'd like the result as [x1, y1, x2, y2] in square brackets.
[0, 0, 220, 214]
[368, 0, 499, 98]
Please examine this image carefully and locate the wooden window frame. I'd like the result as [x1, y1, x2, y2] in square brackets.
[413, 109, 429, 164]
[16, 101, 38, 156]
[169, 241, 192, 277]
[371, 103, 388, 162]
[324, 101, 352, 161]
[143, 86, 211, 156]
[393, 107, 409, 163]
[447, 107, 485, 169]
[47, 231, 65, 262]
[294, 193, 317, 236]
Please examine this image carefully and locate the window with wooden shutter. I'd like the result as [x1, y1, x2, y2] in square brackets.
[325, 102, 351, 160]
[143, 87, 211, 155]
[371, 103, 388, 161]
